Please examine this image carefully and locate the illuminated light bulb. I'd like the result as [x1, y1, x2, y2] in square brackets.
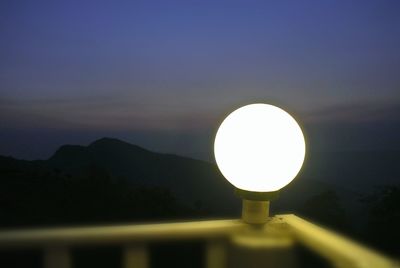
[214, 103, 306, 193]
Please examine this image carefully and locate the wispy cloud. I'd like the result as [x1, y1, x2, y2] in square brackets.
[302, 101, 400, 124]
[0, 95, 218, 131]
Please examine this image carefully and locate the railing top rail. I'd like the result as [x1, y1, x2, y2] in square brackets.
[0, 219, 245, 247]
[278, 214, 396, 268]
[0, 214, 396, 268]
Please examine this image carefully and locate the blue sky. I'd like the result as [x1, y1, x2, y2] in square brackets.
[1, 0, 400, 160]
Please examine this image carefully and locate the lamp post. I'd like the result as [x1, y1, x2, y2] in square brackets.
[214, 103, 306, 224]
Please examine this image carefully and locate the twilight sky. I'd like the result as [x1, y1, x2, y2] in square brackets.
[1, 0, 400, 160]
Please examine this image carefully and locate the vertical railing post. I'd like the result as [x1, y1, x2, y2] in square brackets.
[123, 244, 148, 268]
[44, 246, 71, 268]
[206, 240, 226, 268]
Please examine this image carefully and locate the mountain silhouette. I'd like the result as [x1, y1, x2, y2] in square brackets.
[0, 137, 341, 218]
[47, 137, 239, 214]
[1, 137, 398, 227]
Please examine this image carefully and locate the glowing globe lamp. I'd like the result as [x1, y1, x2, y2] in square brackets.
[214, 103, 306, 223]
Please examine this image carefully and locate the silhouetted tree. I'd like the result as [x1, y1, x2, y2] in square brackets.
[361, 185, 400, 257]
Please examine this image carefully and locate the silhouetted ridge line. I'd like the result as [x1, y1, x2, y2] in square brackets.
[43, 137, 238, 214]
[50, 145, 88, 159]
[88, 137, 151, 153]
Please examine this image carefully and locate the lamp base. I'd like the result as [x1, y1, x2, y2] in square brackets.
[242, 199, 270, 224]
[235, 189, 279, 224]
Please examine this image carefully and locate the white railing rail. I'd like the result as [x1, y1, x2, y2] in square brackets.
[0, 215, 396, 268]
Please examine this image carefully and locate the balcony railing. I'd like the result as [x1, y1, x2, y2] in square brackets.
[0, 214, 396, 268]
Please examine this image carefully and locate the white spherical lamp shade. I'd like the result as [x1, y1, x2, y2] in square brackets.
[214, 103, 306, 192]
